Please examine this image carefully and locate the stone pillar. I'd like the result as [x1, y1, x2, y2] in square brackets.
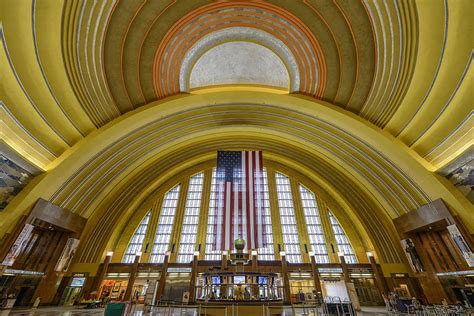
[124, 253, 141, 301]
[339, 253, 361, 311]
[188, 252, 199, 303]
[155, 252, 170, 303]
[281, 252, 292, 304]
[309, 253, 322, 293]
[91, 252, 113, 298]
[368, 253, 389, 294]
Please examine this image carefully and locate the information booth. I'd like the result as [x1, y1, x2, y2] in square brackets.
[196, 272, 283, 302]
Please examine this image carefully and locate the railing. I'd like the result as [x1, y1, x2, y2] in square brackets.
[147, 303, 228, 316]
[142, 302, 474, 316]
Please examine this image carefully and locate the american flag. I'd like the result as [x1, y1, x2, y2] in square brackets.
[212, 151, 267, 250]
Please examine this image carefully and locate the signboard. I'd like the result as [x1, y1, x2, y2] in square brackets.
[70, 277, 86, 287]
[447, 224, 474, 267]
[55, 238, 80, 272]
[182, 291, 190, 304]
[2, 224, 34, 266]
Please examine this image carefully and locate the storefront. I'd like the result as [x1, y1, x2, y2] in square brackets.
[59, 273, 88, 305]
[132, 272, 160, 303]
[437, 271, 474, 307]
[99, 273, 130, 301]
[288, 271, 317, 303]
[0, 269, 44, 307]
[350, 270, 383, 306]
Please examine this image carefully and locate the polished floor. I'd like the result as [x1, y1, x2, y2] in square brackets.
[0, 305, 405, 316]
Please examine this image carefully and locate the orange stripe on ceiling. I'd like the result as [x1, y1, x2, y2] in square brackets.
[151, 2, 326, 99]
[333, 0, 359, 109]
[303, 0, 343, 104]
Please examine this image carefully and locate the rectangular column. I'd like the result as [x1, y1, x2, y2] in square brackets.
[188, 252, 199, 303]
[124, 253, 141, 301]
[281, 252, 291, 304]
[309, 253, 322, 293]
[155, 252, 170, 303]
[90, 252, 113, 298]
[339, 253, 361, 311]
[367, 253, 389, 294]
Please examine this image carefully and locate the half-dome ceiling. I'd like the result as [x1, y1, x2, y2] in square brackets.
[2, 0, 469, 175]
[189, 41, 290, 91]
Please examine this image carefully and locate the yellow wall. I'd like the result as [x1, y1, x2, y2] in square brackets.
[1, 92, 472, 265]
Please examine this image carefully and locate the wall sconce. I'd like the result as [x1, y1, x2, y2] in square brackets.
[337, 252, 345, 257]
[251, 250, 258, 256]
[280, 251, 286, 257]
[165, 251, 171, 257]
[106, 251, 114, 257]
[193, 251, 200, 256]
[308, 251, 315, 257]
[366, 251, 374, 258]
[222, 250, 228, 256]
[135, 251, 142, 257]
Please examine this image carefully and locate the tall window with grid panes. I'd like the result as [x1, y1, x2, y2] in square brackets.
[275, 172, 302, 263]
[329, 211, 357, 263]
[258, 168, 274, 260]
[299, 185, 330, 263]
[150, 185, 180, 263]
[205, 168, 222, 260]
[122, 211, 150, 263]
[177, 173, 204, 263]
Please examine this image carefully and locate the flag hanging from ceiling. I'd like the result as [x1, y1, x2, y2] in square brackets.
[213, 151, 267, 251]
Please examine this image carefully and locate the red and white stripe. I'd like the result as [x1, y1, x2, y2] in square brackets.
[215, 151, 266, 251]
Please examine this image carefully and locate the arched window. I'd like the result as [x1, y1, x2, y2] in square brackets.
[275, 172, 302, 263]
[122, 167, 361, 264]
[329, 211, 357, 263]
[177, 173, 204, 263]
[122, 211, 150, 263]
[150, 185, 181, 263]
[299, 185, 329, 263]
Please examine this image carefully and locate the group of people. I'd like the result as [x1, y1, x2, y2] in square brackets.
[382, 292, 422, 312]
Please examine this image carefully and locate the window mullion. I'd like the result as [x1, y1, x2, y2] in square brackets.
[169, 179, 190, 263]
[275, 172, 302, 263]
[150, 185, 181, 263]
[141, 198, 164, 263]
[266, 167, 283, 260]
[290, 178, 310, 263]
[177, 173, 204, 263]
[315, 197, 339, 263]
[195, 169, 212, 260]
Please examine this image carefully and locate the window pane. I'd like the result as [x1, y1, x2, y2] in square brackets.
[275, 172, 302, 263]
[329, 211, 357, 263]
[258, 168, 274, 260]
[122, 211, 151, 263]
[149, 185, 181, 263]
[299, 185, 330, 263]
[177, 173, 204, 263]
[205, 168, 223, 260]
